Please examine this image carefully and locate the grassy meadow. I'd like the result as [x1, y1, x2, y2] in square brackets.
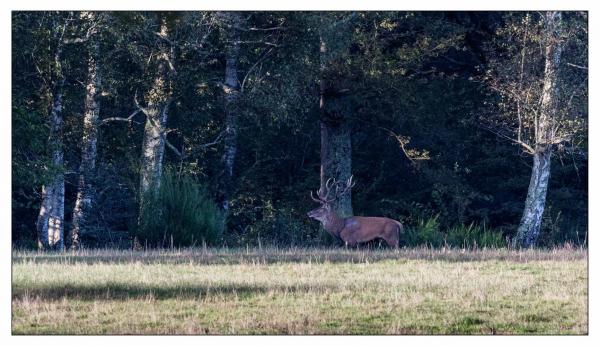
[12, 246, 587, 335]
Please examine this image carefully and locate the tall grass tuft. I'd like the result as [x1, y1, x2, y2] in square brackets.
[404, 214, 445, 247]
[136, 172, 223, 248]
[404, 215, 506, 248]
[446, 222, 506, 248]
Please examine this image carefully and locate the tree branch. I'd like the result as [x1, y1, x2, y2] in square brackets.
[165, 138, 182, 157]
[134, 91, 149, 115]
[247, 26, 285, 31]
[179, 131, 226, 160]
[479, 123, 536, 155]
[197, 131, 225, 149]
[63, 37, 88, 44]
[234, 40, 279, 47]
[352, 117, 430, 164]
[101, 109, 142, 124]
[241, 47, 274, 93]
[566, 62, 588, 70]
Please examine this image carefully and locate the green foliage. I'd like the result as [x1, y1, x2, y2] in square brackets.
[404, 215, 506, 248]
[446, 223, 506, 248]
[135, 172, 223, 247]
[11, 11, 587, 249]
[404, 215, 444, 247]
[233, 207, 322, 247]
[12, 106, 52, 246]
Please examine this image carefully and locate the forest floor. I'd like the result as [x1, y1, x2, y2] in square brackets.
[12, 246, 587, 335]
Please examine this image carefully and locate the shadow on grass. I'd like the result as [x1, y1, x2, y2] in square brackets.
[12, 282, 332, 301]
[11, 247, 587, 266]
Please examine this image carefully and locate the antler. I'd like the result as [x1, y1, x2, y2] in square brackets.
[309, 175, 355, 204]
[334, 175, 356, 199]
[310, 178, 335, 204]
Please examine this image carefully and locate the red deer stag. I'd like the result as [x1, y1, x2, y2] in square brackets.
[307, 176, 403, 248]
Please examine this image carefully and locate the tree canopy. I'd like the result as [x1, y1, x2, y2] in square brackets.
[12, 11, 588, 249]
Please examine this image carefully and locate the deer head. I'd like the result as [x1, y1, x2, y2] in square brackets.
[307, 176, 355, 222]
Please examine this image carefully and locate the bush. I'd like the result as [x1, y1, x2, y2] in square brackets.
[446, 223, 506, 248]
[228, 204, 323, 247]
[404, 215, 445, 247]
[135, 172, 223, 247]
[404, 215, 506, 248]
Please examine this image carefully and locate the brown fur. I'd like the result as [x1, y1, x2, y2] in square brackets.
[307, 204, 403, 248]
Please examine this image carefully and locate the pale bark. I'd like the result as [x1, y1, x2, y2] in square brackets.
[514, 151, 552, 247]
[513, 11, 562, 247]
[36, 18, 67, 251]
[218, 11, 241, 215]
[139, 16, 174, 201]
[37, 77, 65, 251]
[139, 102, 169, 197]
[71, 38, 101, 249]
[319, 35, 353, 218]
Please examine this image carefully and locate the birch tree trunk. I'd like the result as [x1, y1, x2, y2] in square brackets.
[36, 18, 66, 251]
[71, 37, 101, 249]
[139, 16, 174, 204]
[319, 35, 353, 218]
[218, 11, 241, 216]
[513, 11, 563, 247]
[514, 150, 552, 247]
[36, 78, 65, 251]
[139, 96, 170, 197]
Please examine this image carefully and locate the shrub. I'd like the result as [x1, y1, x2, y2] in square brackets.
[446, 223, 506, 248]
[135, 172, 223, 247]
[230, 205, 323, 247]
[404, 215, 445, 247]
[403, 215, 506, 248]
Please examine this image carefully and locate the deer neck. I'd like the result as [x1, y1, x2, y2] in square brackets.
[323, 212, 345, 238]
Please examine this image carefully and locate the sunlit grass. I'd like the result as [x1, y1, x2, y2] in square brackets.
[12, 246, 587, 335]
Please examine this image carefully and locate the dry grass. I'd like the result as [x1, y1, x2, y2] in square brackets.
[12, 246, 588, 335]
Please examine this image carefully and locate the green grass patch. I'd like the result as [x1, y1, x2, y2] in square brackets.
[12, 247, 587, 335]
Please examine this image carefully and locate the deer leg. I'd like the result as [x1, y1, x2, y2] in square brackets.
[384, 236, 399, 249]
[345, 239, 358, 247]
[383, 225, 400, 249]
[343, 235, 358, 248]
[340, 229, 358, 248]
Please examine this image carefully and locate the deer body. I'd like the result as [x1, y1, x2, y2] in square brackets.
[308, 176, 403, 248]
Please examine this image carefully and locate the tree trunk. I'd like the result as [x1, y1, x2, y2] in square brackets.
[218, 11, 241, 216]
[514, 150, 552, 247]
[320, 121, 353, 217]
[139, 102, 169, 197]
[139, 16, 174, 203]
[37, 18, 67, 252]
[514, 11, 562, 247]
[71, 38, 101, 249]
[319, 35, 353, 218]
[37, 77, 65, 251]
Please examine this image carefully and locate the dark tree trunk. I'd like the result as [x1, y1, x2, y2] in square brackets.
[514, 11, 562, 247]
[319, 35, 353, 218]
[218, 11, 241, 218]
[71, 37, 101, 249]
[320, 121, 353, 217]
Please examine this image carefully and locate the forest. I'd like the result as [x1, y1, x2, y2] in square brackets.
[11, 11, 588, 251]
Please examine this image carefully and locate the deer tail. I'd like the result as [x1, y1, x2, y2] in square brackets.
[395, 220, 404, 234]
